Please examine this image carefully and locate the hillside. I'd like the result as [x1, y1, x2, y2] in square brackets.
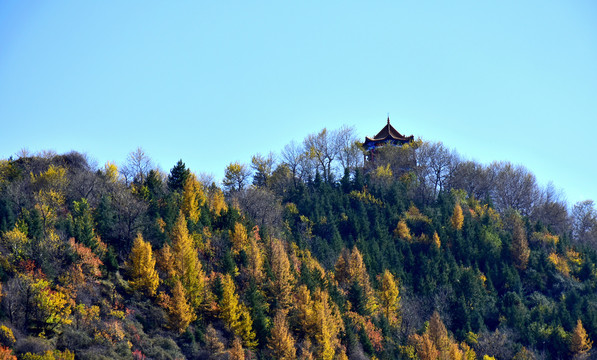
[0, 127, 596, 360]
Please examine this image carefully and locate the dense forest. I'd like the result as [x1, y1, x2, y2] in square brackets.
[0, 126, 596, 360]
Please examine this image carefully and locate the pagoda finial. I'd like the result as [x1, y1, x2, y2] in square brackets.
[387, 114, 390, 125]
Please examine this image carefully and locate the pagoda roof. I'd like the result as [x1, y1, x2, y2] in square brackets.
[364, 117, 414, 145]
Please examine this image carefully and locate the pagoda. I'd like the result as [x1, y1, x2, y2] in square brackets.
[363, 117, 414, 160]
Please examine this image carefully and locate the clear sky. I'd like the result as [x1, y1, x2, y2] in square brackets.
[1, 1, 596, 205]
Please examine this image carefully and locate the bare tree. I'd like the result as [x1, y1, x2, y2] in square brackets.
[531, 182, 569, 234]
[236, 187, 283, 230]
[446, 160, 492, 200]
[281, 140, 303, 185]
[303, 128, 340, 182]
[121, 147, 153, 185]
[336, 125, 363, 174]
[415, 141, 459, 200]
[488, 162, 539, 216]
[571, 200, 597, 247]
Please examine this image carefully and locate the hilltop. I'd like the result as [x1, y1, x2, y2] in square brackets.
[0, 126, 595, 359]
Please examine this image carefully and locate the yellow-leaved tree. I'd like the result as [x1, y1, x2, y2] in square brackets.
[510, 215, 530, 271]
[220, 274, 257, 348]
[269, 239, 295, 311]
[230, 222, 249, 254]
[312, 288, 344, 360]
[394, 220, 412, 241]
[125, 233, 159, 297]
[334, 246, 377, 315]
[451, 203, 464, 231]
[171, 213, 209, 311]
[267, 310, 296, 360]
[181, 173, 206, 223]
[570, 319, 592, 357]
[245, 227, 265, 285]
[378, 270, 401, 326]
[167, 279, 196, 334]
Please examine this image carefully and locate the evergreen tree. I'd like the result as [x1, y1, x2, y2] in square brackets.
[168, 159, 190, 192]
[71, 198, 98, 251]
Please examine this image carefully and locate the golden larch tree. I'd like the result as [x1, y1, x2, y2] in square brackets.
[171, 213, 208, 310]
[208, 186, 228, 216]
[428, 311, 450, 354]
[269, 239, 295, 311]
[335, 247, 377, 315]
[312, 289, 344, 360]
[451, 203, 464, 231]
[167, 279, 196, 334]
[126, 233, 159, 297]
[570, 319, 592, 356]
[379, 269, 401, 326]
[410, 333, 439, 360]
[220, 274, 258, 347]
[181, 173, 206, 224]
[267, 310, 297, 360]
[292, 285, 316, 336]
[229, 337, 245, 360]
[433, 231, 441, 249]
[245, 232, 265, 285]
[230, 222, 249, 254]
[157, 243, 177, 281]
[510, 218, 530, 271]
[394, 220, 412, 241]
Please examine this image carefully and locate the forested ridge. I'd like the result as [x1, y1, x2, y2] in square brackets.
[0, 127, 596, 360]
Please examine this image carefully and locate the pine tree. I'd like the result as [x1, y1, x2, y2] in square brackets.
[171, 213, 208, 310]
[451, 203, 464, 231]
[71, 198, 98, 251]
[168, 159, 190, 192]
[126, 233, 159, 297]
[570, 319, 592, 356]
[267, 310, 296, 360]
[167, 279, 196, 334]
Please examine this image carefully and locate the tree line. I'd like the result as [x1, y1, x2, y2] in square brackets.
[0, 126, 595, 359]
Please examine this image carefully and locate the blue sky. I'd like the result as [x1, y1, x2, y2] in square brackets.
[1, 1, 596, 205]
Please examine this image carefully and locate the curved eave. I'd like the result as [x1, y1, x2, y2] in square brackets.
[364, 134, 414, 144]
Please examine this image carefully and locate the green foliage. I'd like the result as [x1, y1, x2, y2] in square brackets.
[1, 136, 596, 360]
